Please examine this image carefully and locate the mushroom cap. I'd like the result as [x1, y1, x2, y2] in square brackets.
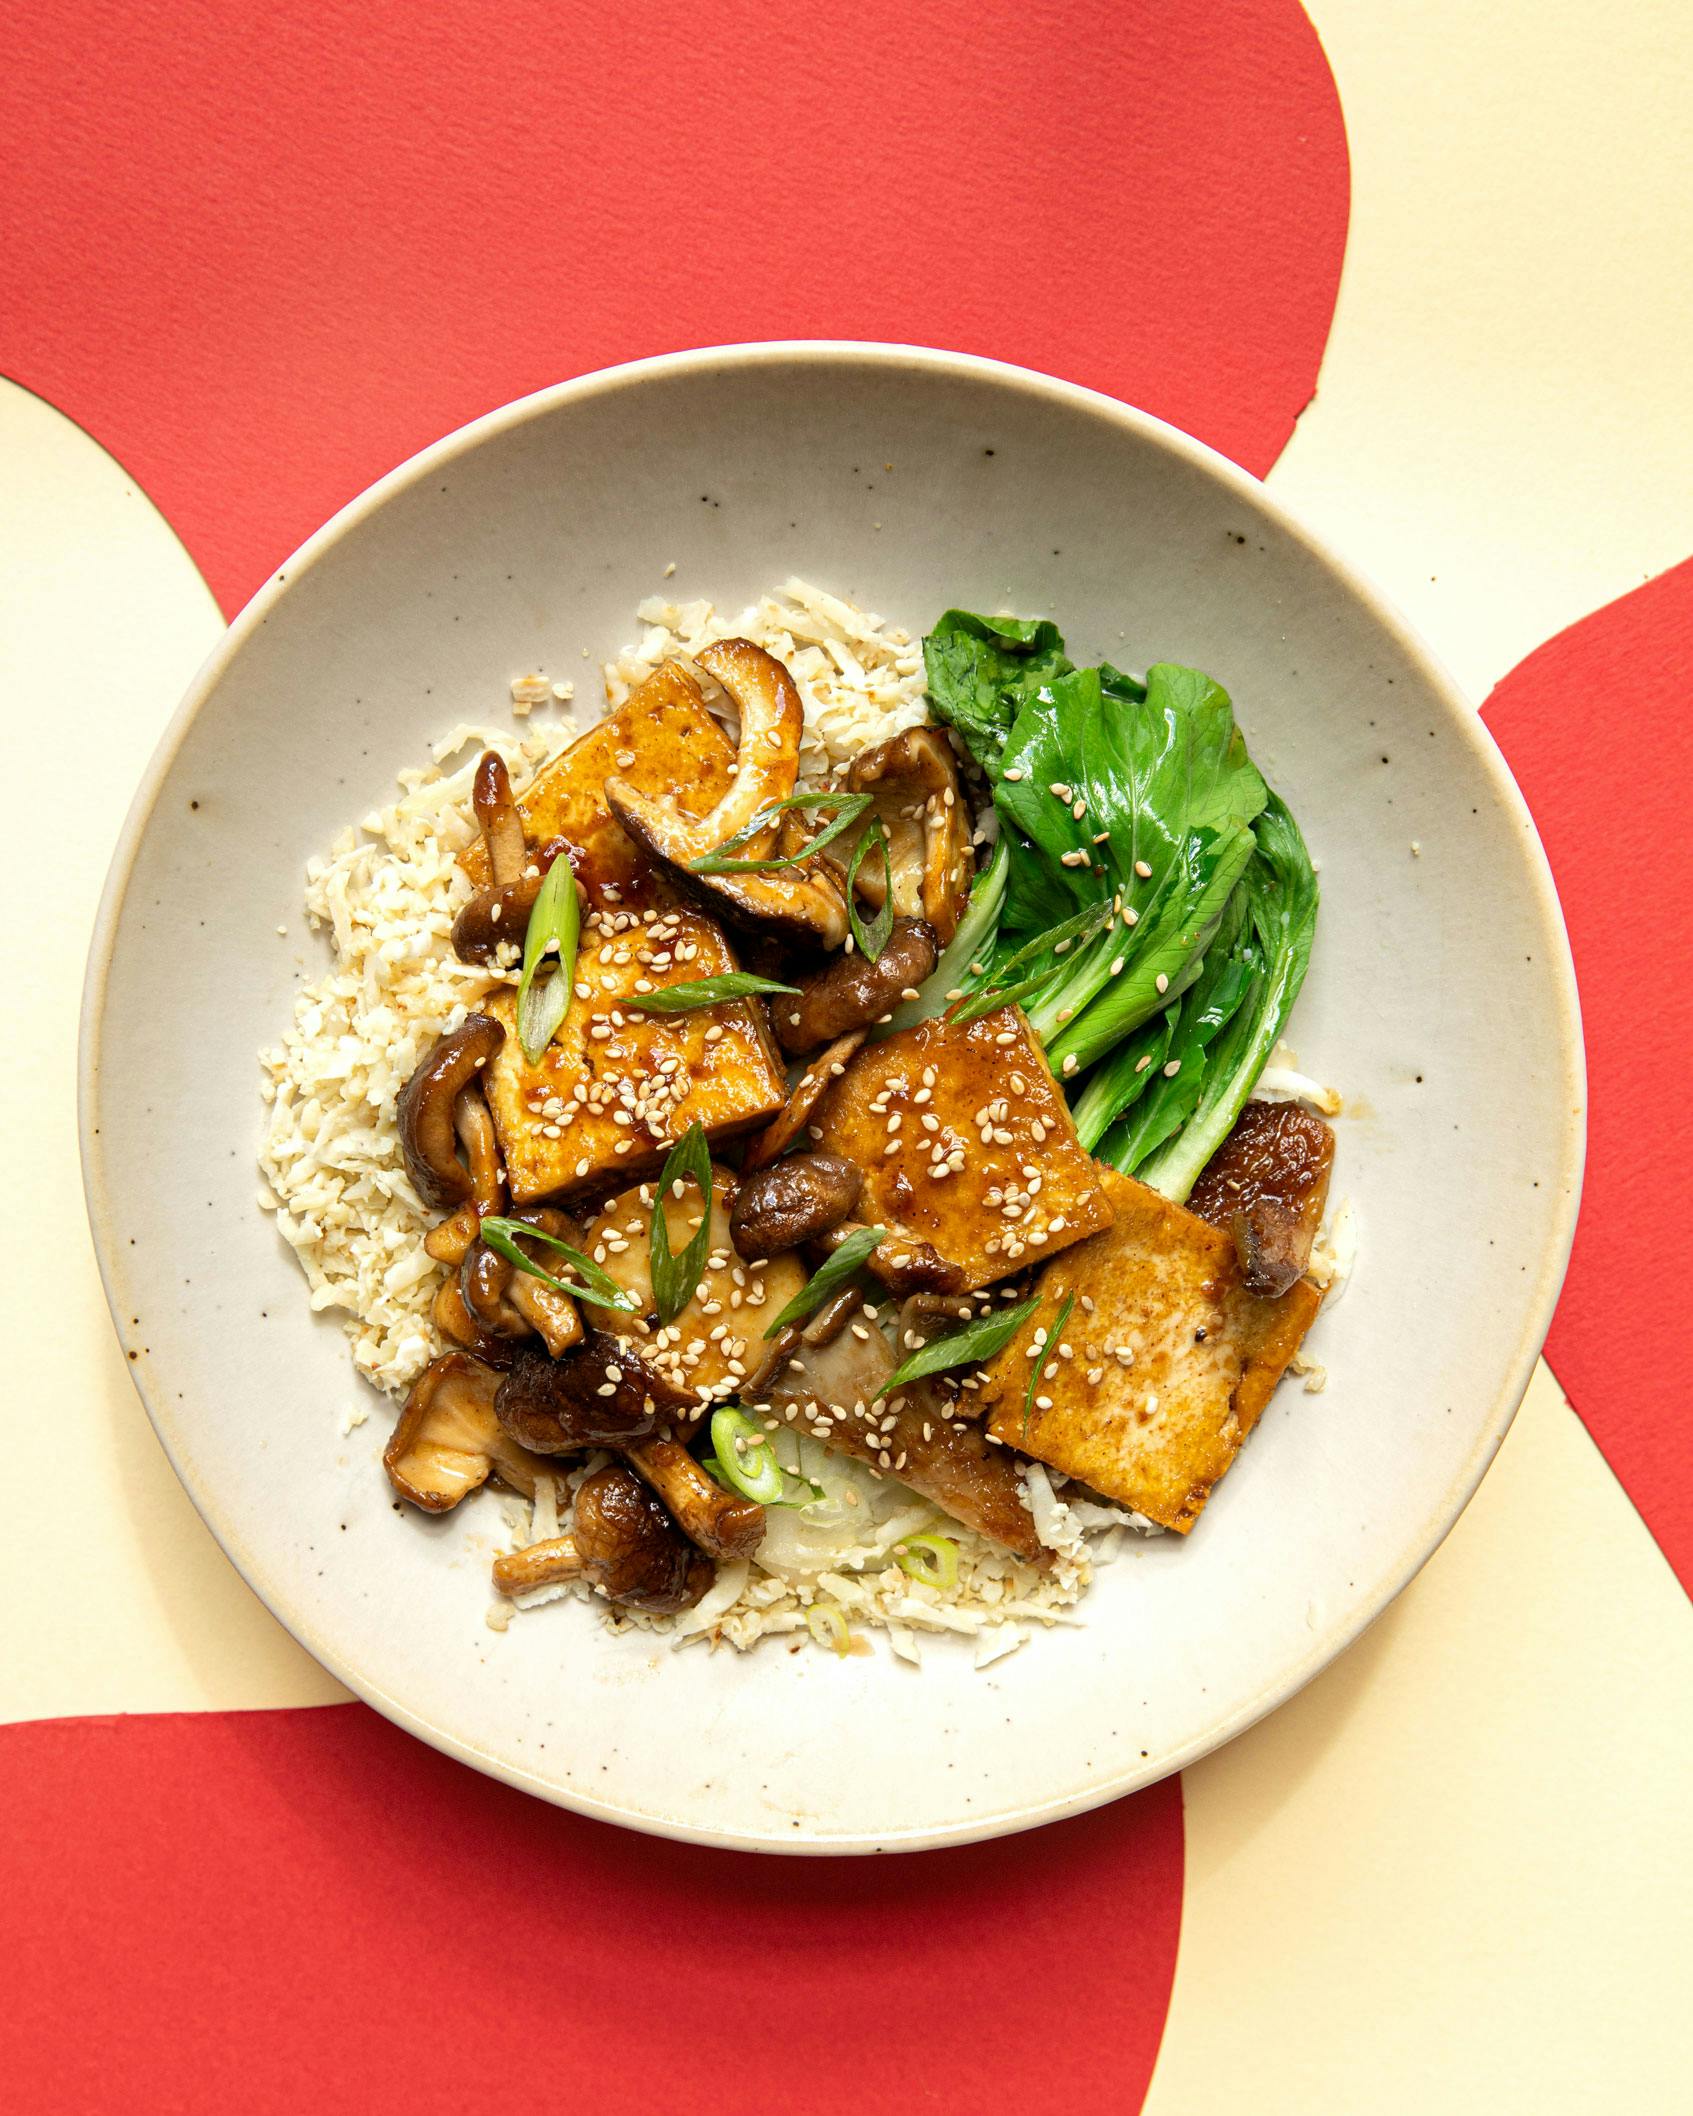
[396, 1015, 506, 1211]
[574, 1465, 715, 1613]
[771, 917, 938, 1055]
[729, 1152, 863, 1259]
[492, 1335, 684, 1454]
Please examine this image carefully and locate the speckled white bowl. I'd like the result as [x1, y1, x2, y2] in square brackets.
[80, 344, 1583, 1853]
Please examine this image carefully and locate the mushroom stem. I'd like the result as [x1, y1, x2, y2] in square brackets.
[474, 750, 528, 884]
[492, 1535, 586, 1596]
[625, 1436, 765, 1560]
[396, 1015, 506, 1211]
[454, 1089, 506, 1215]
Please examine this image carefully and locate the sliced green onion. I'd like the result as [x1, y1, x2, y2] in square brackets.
[951, 900, 1115, 1024]
[689, 790, 873, 875]
[845, 819, 895, 963]
[625, 973, 799, 1014]
[1021, 1291, 1074, 1438]
[807, 1600, 854, 1657]
[708, 1407, 785, 1504]
[763, 1225, 888, 1338]
[649, 1121, 713, 1324]
[897, 1533, 959, 1591]
[886, 838, 1008, 1035]
[478, 1217, 639, 1314]
[514, 852, 580, 1063]
[878, 1294, 1041, 1399]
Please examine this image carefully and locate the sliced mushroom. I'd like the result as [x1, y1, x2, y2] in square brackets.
[431, 1276, 522, 1368]
[423, 1201, 482, 1266]
[771, 918, 938, 1055]
[816, 1219, 967, 1296]
[741, 1030, 868, 1172]
[384, 1352, 552, 1511]
[492, 1466, 713, 1613]
[605, 641, 849, 949]
[843, 726, 974, 944]
[730, 1152, 862, 1259]
[397, 1015, 506, 1211]
[451, 752, 551, 963]
[1188, 1099, 1336, 1297]
[606, 641, 801, 863]
[457, 1211, 584, 1358]
[492, 1334, 685, 1454]
[625, 1435, 765, 1560]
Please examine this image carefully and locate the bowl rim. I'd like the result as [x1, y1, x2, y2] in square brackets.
[77, 339, 1586, 1853]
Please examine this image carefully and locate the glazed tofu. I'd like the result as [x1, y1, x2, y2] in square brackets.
[809, 1007, 1114, 1291]
[978, 1168, 1322, 1532]
[481, 902, 786, 1204]
[576, 1169, 807, 1414]
[464, 664, 737, 910]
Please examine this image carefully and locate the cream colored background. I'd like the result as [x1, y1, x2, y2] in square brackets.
[3, 0, 1689, 2102]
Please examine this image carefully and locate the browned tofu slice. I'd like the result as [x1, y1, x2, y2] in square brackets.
[481, 903, 786, 1204]
[978, 1168, 1322, 1532]
[809, 1007, 1114, 1291]
[464, 664, 737, 910]
[576, 1168, 807, 1416]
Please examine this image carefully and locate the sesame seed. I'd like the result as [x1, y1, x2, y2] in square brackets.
[1061, 1053, 1078, 1076]
[1134, 859, 1153, 878]
[1003, 767, 1024, 781]
[1155, 972, 1169, 994]
[1163, 1059, 1182, 1077]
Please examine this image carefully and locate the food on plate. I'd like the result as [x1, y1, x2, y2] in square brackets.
[261, 580, 1345, 1663]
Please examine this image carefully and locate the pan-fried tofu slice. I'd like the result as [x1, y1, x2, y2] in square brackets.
[978, 1168, 1322, 1532]
[480, 902, 786, 1204]
[809, 1007, 1114, 1290]
[464, 664, 737, 910]
[575, 1169, 807, 1418]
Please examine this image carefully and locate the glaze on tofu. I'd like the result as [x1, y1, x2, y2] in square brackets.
[977, 1168, 1322, 1532]
[577, 1168, 807, 1415]
[809, 1007, 1114, 1290]
[463, 664, 737, 911]
[480, 903, 786, 1204]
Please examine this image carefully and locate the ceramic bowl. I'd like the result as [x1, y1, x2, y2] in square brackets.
[81, 344, 1583, 1852]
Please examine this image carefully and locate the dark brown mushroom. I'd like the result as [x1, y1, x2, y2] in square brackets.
[815, 1219, 967, 1296]
[431, 1276, 522, 1368]
[1188, 1099, 1336, 1297]
[423, 1201, 482, 1266]
[384, 1352, 551, 1511]
[608, 790, 850, 951]
[458, 1220, 583, 1357]
[492, 1333, 685, 1454]
[491, 1466, 713, 1614]
[450, 752, 550, 963]
[729, 1152, 862, 1259]
[772, 919, 938, 1055]
[625, 1436, 765, 1560]
[396, 1014, 506, 1211]
[741, 1030, 867, 1171]
[842, 726, 974, 944]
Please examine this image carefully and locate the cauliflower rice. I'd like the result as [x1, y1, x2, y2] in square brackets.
[258, 578, 1338, 1666]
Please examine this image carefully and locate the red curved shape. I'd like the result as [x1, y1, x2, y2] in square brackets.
[1483, 558, 1693, 1594]
[2, 1704, 1184, 2113]
[0, 0, 1348, 614]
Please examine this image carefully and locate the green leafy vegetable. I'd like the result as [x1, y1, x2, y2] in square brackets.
[845, 820, 895, 963]
[763, 1226, 887, 1338]
[688, 790, 872, 875]
[515, 853, 580, 1063]
[478, 1217, 639, 1314]
[896, 1533, 959, 1590]
[922, 609, 1071, 774]
[648, 1121, 714, 1324]
[878, 1294, 1040, 1399]
[625, 973, 798, 1014]
[707, 1407, 785, 1504]
[1021, 1292, 1075, 1438]
[884, 837, 1010, 1033]
[1129, 791, 1319, 1201]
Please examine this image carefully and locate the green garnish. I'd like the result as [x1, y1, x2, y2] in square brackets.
[807, 1600, 854, 1656]
[763, 1225, 888, 1339]
[478, 1217, 639, 1314]
[707, 1407, 785, 1504]
[625, 973, 799, 1014]
[689, 790, 872, 875]
[877, 1294, 1041, 1400]
[649, 1121, 713, 1324]
[1021, 1291, 1075, 1438]
[845, 819, 894, 963]
[896, 1533, 959, 1591]
[514, 853, 580, 1063]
